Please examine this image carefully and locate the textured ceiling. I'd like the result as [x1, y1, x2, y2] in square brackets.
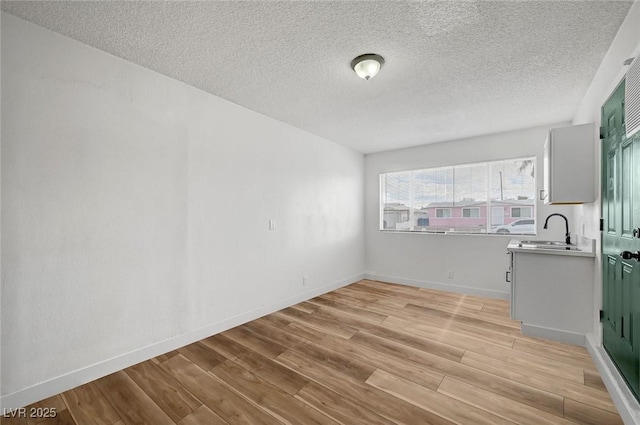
[1, 1, 633, 154]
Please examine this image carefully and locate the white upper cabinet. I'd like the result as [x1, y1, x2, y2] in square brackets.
[542, 123, 595, 204]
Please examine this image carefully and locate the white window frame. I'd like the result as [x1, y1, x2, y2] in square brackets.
[435, 208, 452, 218]
[379, 156, 536, 235]
[511, 206, 532, 218]
[462, 207, 480, 218]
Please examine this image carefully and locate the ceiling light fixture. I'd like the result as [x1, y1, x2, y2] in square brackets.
[351, 53, 384, 80]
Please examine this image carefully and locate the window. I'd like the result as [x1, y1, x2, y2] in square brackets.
[380, 157, 536, 234]
[462, 207, 480, 218]
[436, 208, 452, 218]
[511, 206, 532, 218]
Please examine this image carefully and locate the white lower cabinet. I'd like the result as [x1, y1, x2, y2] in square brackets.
[507, 242, 595, 345]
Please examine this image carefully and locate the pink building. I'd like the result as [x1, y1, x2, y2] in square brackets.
[425, 199, 534, 233]
[382, 199, 535, 233]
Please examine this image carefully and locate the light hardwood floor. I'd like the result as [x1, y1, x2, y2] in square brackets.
[2, 280, 623, 425]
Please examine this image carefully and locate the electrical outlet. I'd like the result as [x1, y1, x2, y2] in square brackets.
[303, 276, 308, 286]
[447, 270, 454, 279]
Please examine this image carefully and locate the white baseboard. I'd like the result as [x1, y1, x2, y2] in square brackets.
[365, 273, 510, 300]
[0, 273, 364, 411]
[586, 333, 640, 425]
[520, 323, 585, 346]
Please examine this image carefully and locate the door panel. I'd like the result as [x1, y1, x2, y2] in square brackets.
[607, 150, 617, 234]
[492, 206, 504, 226]
[602, 79, 640, 399]
[619, 261, 638, 392]
[605, 255, 618, 333]
[622, 140, 633, 237]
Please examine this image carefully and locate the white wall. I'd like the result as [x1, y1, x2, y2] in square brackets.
[572, 0, 640, 347]
[0, 10, 3, 409]
[0, 13, 364, 408]
[365, 125, 574, 298]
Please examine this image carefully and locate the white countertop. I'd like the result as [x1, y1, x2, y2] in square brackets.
[507, 235, 596, 258]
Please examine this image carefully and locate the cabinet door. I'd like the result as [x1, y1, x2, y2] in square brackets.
[543, 137, 550, 202]
[545, 124, 595, 204]
[508, 252, 516, 319]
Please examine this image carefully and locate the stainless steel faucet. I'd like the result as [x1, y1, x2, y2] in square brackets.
[543, 213, 571, 245]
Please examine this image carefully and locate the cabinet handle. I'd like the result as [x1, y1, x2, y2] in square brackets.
[539, 190, 547, 201]
[506, 271, 511, 283]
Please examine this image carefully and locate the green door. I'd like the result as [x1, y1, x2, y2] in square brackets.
[602, 79, 640, 399]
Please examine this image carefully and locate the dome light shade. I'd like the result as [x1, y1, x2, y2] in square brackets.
[351, 54, 384, 80]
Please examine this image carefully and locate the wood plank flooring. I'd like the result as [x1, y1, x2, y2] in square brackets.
[2, 280, 623, 425]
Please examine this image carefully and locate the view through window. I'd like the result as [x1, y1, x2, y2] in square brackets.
[380, 157, 536, 234]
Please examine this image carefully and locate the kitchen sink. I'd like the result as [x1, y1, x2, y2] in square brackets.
[517, 240, 581, 250]
[519, 240, 568, 246]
